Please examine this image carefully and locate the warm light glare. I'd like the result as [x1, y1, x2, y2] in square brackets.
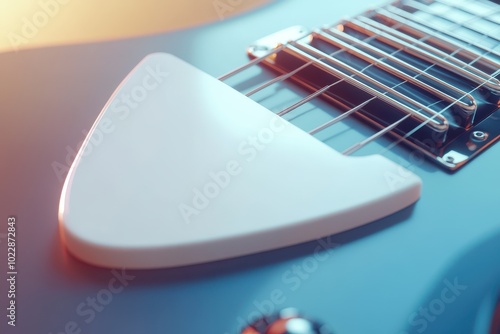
[0, 0, 269, 53]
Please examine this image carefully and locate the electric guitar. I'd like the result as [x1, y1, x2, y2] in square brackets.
[0, 0, 499, 333]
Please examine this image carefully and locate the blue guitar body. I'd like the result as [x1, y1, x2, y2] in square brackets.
[0, 0, 499, 333]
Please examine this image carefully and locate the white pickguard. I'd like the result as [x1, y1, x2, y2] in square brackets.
[58, 53, 421, 269]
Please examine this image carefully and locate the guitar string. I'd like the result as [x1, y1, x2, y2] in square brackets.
[340, 0, 500, 155]
[308, 97, 376, 135]
[245, 60, 320, 97]
[245, 29, 416, 100]
[312, 2, 498, 132]
[274, 41, 433, 119]
[342, 65, 500, 157]
[244, 28, 413, 101]
[319, 27, 477, 109]
[376, 6, 500, 72]
[216, 3, 428, 82]
[262, 10, 496, 117]
[293, 1, 499, 155]
[355, 12, 500, 87]
[343, 66, 500, 156]
[372, 3, 500, 74]
[301, 0, 499, 159]
[253, 0, 499, 112]
[393, 0, 500, 54]
[362, 4, 500, 102]
[360, 0, 500, 73]
[406, 0, 500, 35]
[219, 0, 497, 85]
[375, 66, 500, 159]
[218, 0, 499, 159]
[218, 44, 288, 81]
[276, 2, 499, 124]
[434, 0, 500, 25]
[314, 1, 500, 155]
[217, 38, 308, 81]
[287, 40, 452, 131]
[354, 0, 500, 155]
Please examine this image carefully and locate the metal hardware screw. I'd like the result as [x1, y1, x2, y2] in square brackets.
[472, 131, 488, 141]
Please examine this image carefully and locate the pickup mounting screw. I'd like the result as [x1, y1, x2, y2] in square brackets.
[472, 131, 488, 141]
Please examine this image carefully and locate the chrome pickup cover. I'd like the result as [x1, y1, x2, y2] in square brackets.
[247, 0, 500, 171]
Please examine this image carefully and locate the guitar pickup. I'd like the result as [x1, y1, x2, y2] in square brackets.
[247, 0, 500, 171]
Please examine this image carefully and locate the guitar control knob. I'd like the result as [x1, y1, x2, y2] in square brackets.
[241, 308, 333, 334]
